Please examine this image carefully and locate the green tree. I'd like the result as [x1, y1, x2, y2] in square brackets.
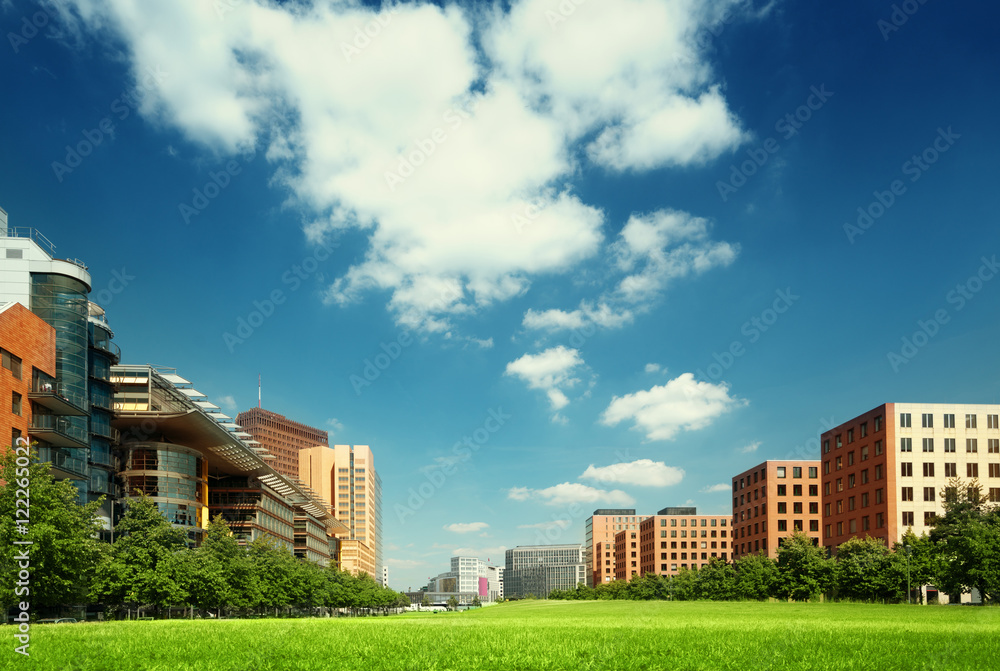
[471, 595, 482, 608]
[834, 537, 899, 602]
[774, 531, 834, 601]
[928, 479, 1000, 604]
[733, 552, 778, 600]
[0, 446, 105, 612]
[892, 530, 941, 604]
[446, 595, 459, 610]
[420, 593, 430, 608]
[627, 573, 668, 600]
[671, 568, 699, 601]
[696, 557, 738, 600]
[90, 492, 189, 615]
[247, 536, 296, 614]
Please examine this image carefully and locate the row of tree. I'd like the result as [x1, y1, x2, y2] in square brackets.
[0, 450, 409, 618]
[550, 480, 1000, 604]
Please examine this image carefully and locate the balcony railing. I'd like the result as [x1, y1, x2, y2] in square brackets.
[29, 415, 88, 448]
[29, 374, 88, 416]
[91, 338, 121, 363]
[37, 446, 88, 479]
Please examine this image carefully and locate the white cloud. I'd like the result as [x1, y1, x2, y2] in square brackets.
[740, 441, 761, 454]
[601, 372, 746, 441]
[444, 522, 489, 534]
[216, 395, 237, 412]
[700, 483, 732, 494]
[645, 363, 662, 373]
[326, 418, 344, 435]
[505, 346, 585, 418]
[581, 459, 684, 487]
[507, 482, 635, 507]
[55, 0, 750, 336]
[517, 520, 572, 530]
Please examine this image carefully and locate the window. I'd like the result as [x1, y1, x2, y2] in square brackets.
[967, 439, 978, 453]
[836, 435, 843, 448]
[900, 438, 912, 452]
[900, 413, 911, 428]
[989, 414, 999, 430]
[901, 462, 912, 477]
[11, 427, 21, 447]
[944, 463, 957, 477]
[777, 520, 787, 532]
[849, 519, 857, 533]
[861, 492, 869, 508]
[875, 488, 884, 504]
[967, 414, 978, 429]
[823, 439, 830, 454]
[1, 349, 22, 380]
[825, 524, 832, 538]
[793, 484, 803, 496]
[990, 488, 1000, 503]
[944, 438, 956, 453]
[860, 422, 868, 438]
[943, 414, 955, 428]
[990, 439, 1000, 454]
[809, 467, 817, 478]
[824, 482, 831, 496]
[809, 520, 819, 532]
[875, 415, 883, 431]
[777, 485, 786, 496]
[924, 512, 936, 525]
[809, 484, 818, 496]
[861, 445, 869, 461]
[11, 391, 21, 416]
[837, 522, 844, 536]
[824, 460, 831, 475]
[848, 474, 856, 488]
[846, 498, 854, 512]
[875, 440, 883, 456]
[793, 502, 803, 514]
[848, 429, 855, 443]
[967, 463, 979, 478]
[776, 466, 786, 478]
[836, 478, 843, 492]
[901, 511, 914, 526]
[989, 463, 1000, 478]
[922, 413, 933, 428]
[836, 499, 844, 514]
[793, 467, 802, 478]
[861, 469, 869, 484]
[809, 502, 818, 514]
[777, 502, 787, 514]
[848, 451, 855, 466]
[922, 438, 934, 453]
[923, 487, 935, 502]
[836, 456, 843, 470]
[875, 465, 883, 480]
[901, 487, 913, 501]
[923, 463, 935, 477]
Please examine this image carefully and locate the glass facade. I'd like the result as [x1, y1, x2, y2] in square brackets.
[119, 442, 204, 539]
[504, 545, 586, 598]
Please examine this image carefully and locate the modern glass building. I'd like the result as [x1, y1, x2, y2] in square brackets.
[503, 544, 586, 598]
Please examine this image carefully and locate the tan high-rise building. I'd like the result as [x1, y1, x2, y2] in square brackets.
[821, 403, 1000, 555]
[731, 460, 822, 559]
[235, 407, 328, 479]
[584, 509, 647, 586]
[633, 508, 731, 579]
[300, 444, 382, 578]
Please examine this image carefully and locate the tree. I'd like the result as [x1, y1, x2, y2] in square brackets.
[0, 446, 105, 612]
[446, 595, 459, 610]
[471, 595, 482, 608]
[627, 573, 669, 601]
[420, 593, 431, 608]
[774, 532, 834, 601]
[90, 492, 189, 616]
[834, 537, 898, 602]
[892, 530, 941, 604]
[928, 478, 1000, 604]
[733, 552, 778, 601]
[671, 568, 700, 601]
[696, 558, 738, 601]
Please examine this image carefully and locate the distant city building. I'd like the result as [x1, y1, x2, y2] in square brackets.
[504, 544, 586, 598]
[236, 406, 328, 479]
[628, 508, 731, 579]
[731, 460, 822, 559]
[424, 556, 503, 602]
[584, 509, 647, 586]
[822, 403, 1000, 554]
[299, 443, 383, 578]
[382, 565, 389, 587]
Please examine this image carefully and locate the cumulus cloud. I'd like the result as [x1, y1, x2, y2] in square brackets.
[581, 459, 684, 487]
[700, 483, 732, 494]
[444, 522, 489, 534]
[326, 417, 344, 436]
[53, 0, 750, 336]
[507, 482, 635, 507]
[645, 363, 662, 373]
[740, 441, 761, 454]
[504, 346, 585, 417]
[601, 372, 746, 441]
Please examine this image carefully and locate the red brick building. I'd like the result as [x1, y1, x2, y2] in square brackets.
[731, 460, 822, 559]
[638, 508, 731, 577]
[235, 407, 328, 479]
[0, 302, 56, 450]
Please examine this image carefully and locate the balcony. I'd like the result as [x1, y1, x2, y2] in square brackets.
[37, 446, 88, 480]
[91, 338, 121, 364]
[89, 421, 119, 442]
[28, 374, 88, 416]
[29, 415, 88, 448]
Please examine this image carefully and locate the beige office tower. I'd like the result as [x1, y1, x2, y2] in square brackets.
[300, 444, 382, 577]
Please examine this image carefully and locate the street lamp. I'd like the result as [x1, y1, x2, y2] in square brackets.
[903, 544, 912, 605]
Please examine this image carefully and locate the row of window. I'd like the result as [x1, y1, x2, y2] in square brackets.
[899, 462, 1000, 478]
[733, 466, 819, 491]
[736, 483, 818, 507]
[901, 412, 999, 429]
[826, 490, 884, 515]
[826, 515, 885, 537]
[902, 437, 999, 453]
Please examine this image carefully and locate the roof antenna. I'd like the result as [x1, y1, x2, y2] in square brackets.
[258, 374, 261, 409]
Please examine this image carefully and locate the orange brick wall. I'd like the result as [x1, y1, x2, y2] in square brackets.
[0, 303, 56, 451]
[732, 460, 823, 559]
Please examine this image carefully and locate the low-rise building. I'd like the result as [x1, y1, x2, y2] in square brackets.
[504, 544, 586, 598]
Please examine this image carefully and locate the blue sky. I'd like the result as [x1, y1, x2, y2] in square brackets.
[2, 0, 999, 590]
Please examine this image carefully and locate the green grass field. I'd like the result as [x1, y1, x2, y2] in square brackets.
[15, 600, 1000, 670]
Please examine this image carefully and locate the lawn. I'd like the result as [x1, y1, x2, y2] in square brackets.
[13, 600, 1000, 670]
